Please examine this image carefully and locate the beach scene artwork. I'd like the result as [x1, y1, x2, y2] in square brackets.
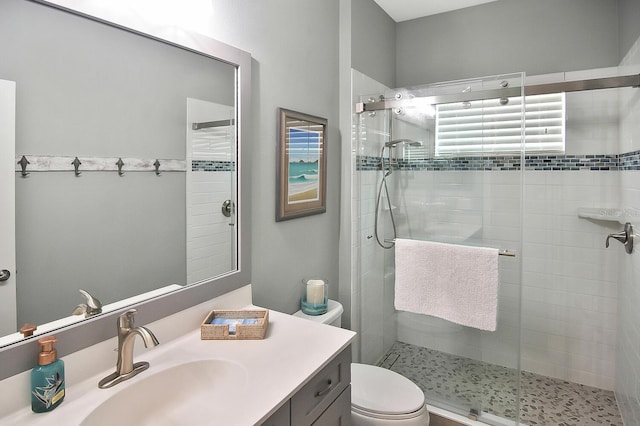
[287, 127, 321, 204]
[276, 108, 326, 221]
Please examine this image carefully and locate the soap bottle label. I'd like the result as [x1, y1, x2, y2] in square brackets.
[31, 335, 65, 413]
[32, 370, 65, 412]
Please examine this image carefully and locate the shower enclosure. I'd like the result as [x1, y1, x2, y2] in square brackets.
[351, 68, 639, 425]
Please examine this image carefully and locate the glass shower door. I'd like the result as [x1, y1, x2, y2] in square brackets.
[356, 73, 525, 425]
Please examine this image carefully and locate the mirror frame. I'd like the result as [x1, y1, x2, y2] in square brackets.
[0, 0, 251, 380]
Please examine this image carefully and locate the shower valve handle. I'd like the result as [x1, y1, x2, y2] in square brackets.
[606, 231, 625, 247]
[605, 222, 633, 254]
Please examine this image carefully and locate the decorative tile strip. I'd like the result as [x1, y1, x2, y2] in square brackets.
[356, 155, 381, 171]
[619, 149, 640, 170]
[525, 154, 618, 171]
[356, 153, 629, 172]
[191, 160, 236, 172]
[15, 155, 186, 173]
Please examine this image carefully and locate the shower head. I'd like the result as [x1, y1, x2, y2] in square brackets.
[385, 139, 423, 148]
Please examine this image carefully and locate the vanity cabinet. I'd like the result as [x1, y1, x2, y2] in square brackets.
[261, 346, 351, 426]
[262, 400, 291, 425]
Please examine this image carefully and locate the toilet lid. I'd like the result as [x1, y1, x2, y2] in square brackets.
[351, 363, 425, 416]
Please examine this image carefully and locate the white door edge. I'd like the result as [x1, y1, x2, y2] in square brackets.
[0, 79, 17, 335]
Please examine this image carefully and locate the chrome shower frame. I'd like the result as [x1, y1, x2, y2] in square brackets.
[356, 74, 640, 114]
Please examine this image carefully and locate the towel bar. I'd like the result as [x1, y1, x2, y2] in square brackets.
[383, 239, 516, 257]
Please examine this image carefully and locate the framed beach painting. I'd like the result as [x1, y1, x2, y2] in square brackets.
[276, 108, 327, 221]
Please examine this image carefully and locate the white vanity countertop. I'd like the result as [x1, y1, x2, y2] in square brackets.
[0, 305, 356, 425]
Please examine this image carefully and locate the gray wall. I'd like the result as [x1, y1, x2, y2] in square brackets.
[15, 174, 185, 326]
[619, 0, 640, 61]
[1, 0, 234, 326]
[205, 0, 342, 314]
[351, 0, 396, 88]
[0, 0, 234, 158]
[396, 0, 620, 86]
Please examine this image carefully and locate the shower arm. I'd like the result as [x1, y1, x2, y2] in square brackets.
[380, 140, 423, 175]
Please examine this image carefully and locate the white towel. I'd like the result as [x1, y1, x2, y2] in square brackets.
[394, 239, 499, 331]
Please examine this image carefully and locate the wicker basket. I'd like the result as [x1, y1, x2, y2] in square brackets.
[201, 309, 269, 340]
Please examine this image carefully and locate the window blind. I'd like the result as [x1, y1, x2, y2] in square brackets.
[435, 93, 565, 156]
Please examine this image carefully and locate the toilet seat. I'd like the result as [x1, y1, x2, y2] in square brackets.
[351, 363, 426, 418]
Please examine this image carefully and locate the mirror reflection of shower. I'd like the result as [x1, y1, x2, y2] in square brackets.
[374, 139, 423, 249]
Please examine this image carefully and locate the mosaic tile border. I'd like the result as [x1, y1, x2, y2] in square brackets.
[357, 150, 640, 172]
[619, 149, 640, 170]
[191, 160, 235, 172]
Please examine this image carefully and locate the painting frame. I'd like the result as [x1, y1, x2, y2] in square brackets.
[276, 108, 327, 221]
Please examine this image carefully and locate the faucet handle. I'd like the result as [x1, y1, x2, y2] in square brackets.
[79, 289, 102, 310]
[118, 309, 138, 330]
[72, 289, 103, 317]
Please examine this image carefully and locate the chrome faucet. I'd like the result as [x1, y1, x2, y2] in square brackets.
[98, 309, 159, 389]
[72, 289, 103, 317]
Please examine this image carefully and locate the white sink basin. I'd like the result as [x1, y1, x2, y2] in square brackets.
[81, 360, 248, 426]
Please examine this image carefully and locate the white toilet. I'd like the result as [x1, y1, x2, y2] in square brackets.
[294, 300, 430, 425]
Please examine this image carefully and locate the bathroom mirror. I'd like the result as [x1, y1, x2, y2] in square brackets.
[0, 0, 251, 358]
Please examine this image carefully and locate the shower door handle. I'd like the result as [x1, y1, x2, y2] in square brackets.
[605, 222, 633, 254]
[221, 200, 233, 217]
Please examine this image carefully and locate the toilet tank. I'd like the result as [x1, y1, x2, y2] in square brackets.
[293, 299, 343, 327]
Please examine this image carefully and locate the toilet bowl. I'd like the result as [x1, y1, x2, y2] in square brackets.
[293, 300, 430, 425]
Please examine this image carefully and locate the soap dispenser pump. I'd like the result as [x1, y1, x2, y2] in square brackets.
[31, 335, 65, 413]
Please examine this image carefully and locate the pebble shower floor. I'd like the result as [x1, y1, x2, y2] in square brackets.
[379, 342, 623, 426]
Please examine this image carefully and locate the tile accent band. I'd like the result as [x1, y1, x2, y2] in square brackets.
[191, 160, 235, 172]
[357, 150, 640, 172]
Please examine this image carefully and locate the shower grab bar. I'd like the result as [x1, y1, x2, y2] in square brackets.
[383, 238, 516, 257]
[356, 74, 640, 113]
[498, 249, 516, 257]
[192, 119, 235, 130]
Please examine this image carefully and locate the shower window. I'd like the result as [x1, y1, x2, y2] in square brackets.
[435, 93, 565, 156]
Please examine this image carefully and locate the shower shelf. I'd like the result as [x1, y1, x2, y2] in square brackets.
[577, 207, 639, 224]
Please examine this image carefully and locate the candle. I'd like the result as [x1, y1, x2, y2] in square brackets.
[306, 279, 325, 305]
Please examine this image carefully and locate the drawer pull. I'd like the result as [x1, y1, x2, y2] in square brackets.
[315, 379, 333, 397]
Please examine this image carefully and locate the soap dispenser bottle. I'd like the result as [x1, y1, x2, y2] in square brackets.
[31, 335, 65, 413]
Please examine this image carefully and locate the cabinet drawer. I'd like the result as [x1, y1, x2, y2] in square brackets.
[291, 346, 351, 426]
[312, 386, 351, 426]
